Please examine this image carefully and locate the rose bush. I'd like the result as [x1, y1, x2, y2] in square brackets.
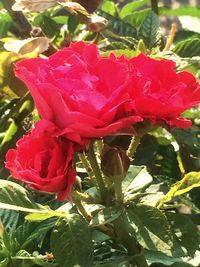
[5, 121, 76, 201]
[127, 54, 200, 128]
[15, 41, 142, 144]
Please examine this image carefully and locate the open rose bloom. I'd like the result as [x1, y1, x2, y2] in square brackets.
[5, 41, 200, 200]
[127, 54, 200, 128]
[5, 121, 76, 201]
[14, 42, 142, 144]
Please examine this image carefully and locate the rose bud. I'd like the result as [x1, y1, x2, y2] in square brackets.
[101, 145, 130, 181]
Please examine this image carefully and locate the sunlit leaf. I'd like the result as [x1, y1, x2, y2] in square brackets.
[158, 172, 200, 207]
[12, 0, 57, 12]
[4, 37, 49, 54]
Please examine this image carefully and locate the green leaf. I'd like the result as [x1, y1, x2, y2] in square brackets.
[93, 238, 128, 266]
[166, 213, 200, 257]
[15, 218, 57, 249]
[145, 250, 183, 265]
[172, 38, 200, 57]
[122, 165, 153, 195]
[134, 134, 181, 180]
[174, 30, 200, 44]
[0, 51, 29, 98]
[150, 262, 195, 267]
[120, 0, 149, 18]
[99, 10, 137, 38]
[157, 172, 200, 208]
[93, 259, 128, 267]
[0, 209, 19, 231]
[138, 11, 161, 49]
[51, 214, 93, 267]
[123, 8, 151, 28]
[160, 7, 200, 17]
[90, 207, 122, 226]
[25, 212, 57, 222]
[172, 126, 200, 172]
[0, 258, 9, 267]
[101, 1, 118, 16]
[33, 14, 60, 38]
[0, 180, 41, 209]
[174, 172, 200, 195]
[0, 180, 68, 221]
[126, 204, 173, 253]
[3, 230, 20, 256]
[0, 10, 12, 38]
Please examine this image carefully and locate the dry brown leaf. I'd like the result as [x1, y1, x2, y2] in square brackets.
[87, 14, 108, 32]
[12, 0, 57, 12]
[4, 37, 50, 55]
[58, 1, 90, 17]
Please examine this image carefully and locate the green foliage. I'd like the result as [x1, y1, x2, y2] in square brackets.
[0, 180, 41, 209]
[0, 10, 12, 38]
[90, 207, 122, 226]
[126, 204, 173, 253]
[173, 38, 200, 57]
[166, 213, 200, 258]
[120, 0, 149, 18]
[51, 215, 93, 267]
[101, 1, 119, 16]
[160, 7, 200, 17]
[138, 11, 161, 49]
[122, 165, 153, 195]
[0, 1, 199, 267]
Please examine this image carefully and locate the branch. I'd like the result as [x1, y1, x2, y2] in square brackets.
[1, 0, 32, 38]
[151, 0, 159, 15]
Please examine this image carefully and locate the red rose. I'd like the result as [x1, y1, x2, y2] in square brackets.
[14, 42, 142, 144]
[5, 121, 76, 201]
[128, 54, 200, 128]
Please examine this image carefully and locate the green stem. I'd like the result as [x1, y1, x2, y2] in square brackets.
[87, 142, 107, 202]
[114, 214, 148, 267]
[72, 190, 97, 204]
[96, 139, 104, 155]
[78, 152, 95, 181]
[113, 180, 124, 203]
[127, 135, 142, 158]
[151, 0, 159, 14]
[72, 192, 91, 222]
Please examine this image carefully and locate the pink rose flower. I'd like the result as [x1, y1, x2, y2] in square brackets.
[15, 42, 142, 144]
[127, 54, 200, 128]
[5, 121, 76, 201]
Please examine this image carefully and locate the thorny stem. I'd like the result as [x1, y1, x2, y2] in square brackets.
[127, 126, 154, 158]
[72, 190, 96, 204]
[96, 139, 104, 156]
[150, 0, 159, 14]
[78, 152, 95, 181]
[127, 135, 142, 158]
[72, 192, 92, 222]
[87, 142, 107, 202]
